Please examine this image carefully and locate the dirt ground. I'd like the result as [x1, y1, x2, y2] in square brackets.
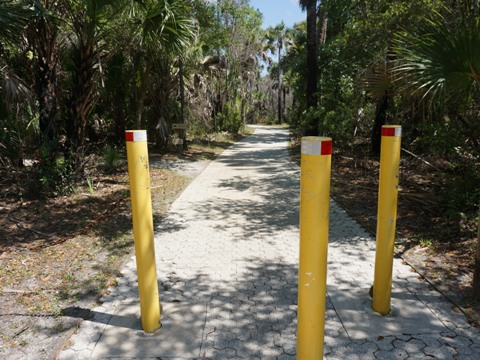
[326, 140, 480, 327]
[0, 138, 234, 360]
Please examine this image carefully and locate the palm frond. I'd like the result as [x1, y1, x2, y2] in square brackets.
[1, 65, 34, 104]
[363, 61, 397, 100]
[141, 0, 196, 54]
[0, 1, 33, 43]
[394, 12, 480, 104]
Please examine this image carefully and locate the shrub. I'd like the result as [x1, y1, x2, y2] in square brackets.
[217, 103, 243, 134]
[0, 127, 21, 167]
[35, 142, 74, 196]
[102, 145, 121, 172]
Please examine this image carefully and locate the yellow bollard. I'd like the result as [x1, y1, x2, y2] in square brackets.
[125, 130, 161, 332]
[372, 125, 402, 315]
[297, 137, 332, 359]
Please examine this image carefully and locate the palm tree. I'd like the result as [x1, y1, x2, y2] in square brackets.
[0, 1, 34, 166]
[28, 0, 62, 141]
[129, 0, 196, 130]
[394, 12, 480, 297]
[266, 22, 287, 124]
[299, 0, 318, 135]
[0, 0, 32, 100]
[394, 12, 480, 148]
[64, 0, 123, 174]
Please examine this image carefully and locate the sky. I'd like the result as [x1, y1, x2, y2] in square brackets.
[249, 0, 305, 29]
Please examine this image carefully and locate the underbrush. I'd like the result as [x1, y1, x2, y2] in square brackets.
[289, 134, 479, 248]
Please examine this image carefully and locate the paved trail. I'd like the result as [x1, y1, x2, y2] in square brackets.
[59, 126, 480, 359]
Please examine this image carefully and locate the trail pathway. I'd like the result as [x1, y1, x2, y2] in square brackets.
[59, 126, 480, 359]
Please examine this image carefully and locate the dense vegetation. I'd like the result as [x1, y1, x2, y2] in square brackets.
[0, 1, 479, 281]
[284, 0, 479, 295]
[284, 2, 479, 208]
[0, 0, 267, 194]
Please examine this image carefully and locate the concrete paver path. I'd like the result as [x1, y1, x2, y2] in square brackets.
[59, 126, 480, 359]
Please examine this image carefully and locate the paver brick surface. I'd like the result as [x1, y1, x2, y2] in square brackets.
[58, 126, 480, 359]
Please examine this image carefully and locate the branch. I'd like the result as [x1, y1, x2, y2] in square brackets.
[8, 217, 55, 238]
[401, 147, 443, 173]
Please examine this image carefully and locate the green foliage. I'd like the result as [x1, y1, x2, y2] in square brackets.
[419, 238, 433, 247]
[102, 145, 121, 172]
[291, 107, 319, 136]
[86, 177, 95, 194]
[394, 11, 480, 104]
[261, 116, 277, 126]
[0, 0, 264, 196]
[216, 102, 243, 134]
[0, 127, 20, 166]
[414, 120, 466, 155]
[392, 9, 480, 176]
[0, 109, 38, 167]
[440, 168, 480, 242]
[139, 0, 197, 53]
[340, 0, 445, 68]
[187, 119, 211, 139]
[0, 1, 33, 44]
[289, 103, 356, 141]
[319, 106, 357, 140]
[35, 142, 74, 196]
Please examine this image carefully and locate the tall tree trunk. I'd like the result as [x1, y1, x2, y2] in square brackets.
[277, 42, 283, 124]
[241, 97, 246, 124]
[371, 91, 389, 155]
[179, 58, 187, 150]
[38, 64, 57, 140]
[135, 89, 146, 129]
[133, 54, 147, 130]
[270, 88, 275, 117]
[68, 32, 98, 175]
[305, 0, 318, 135]
[317, 7, 328, 46]
[114, 109, 126, 144]
[32, 18, 58, 142]
[317, 7, 327, 112]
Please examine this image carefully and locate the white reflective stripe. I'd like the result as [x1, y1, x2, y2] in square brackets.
[395, 127, 402, 137]
[133, 131, 147, 142]
[301, 140, 321, 155]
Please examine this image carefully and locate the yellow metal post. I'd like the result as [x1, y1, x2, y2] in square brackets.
[125, 130, 161, 332]
[372, 125, 402, 315]
[297, 137, 332, 359]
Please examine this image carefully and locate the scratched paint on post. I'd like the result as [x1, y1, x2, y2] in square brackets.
[139, 155, 149, 170]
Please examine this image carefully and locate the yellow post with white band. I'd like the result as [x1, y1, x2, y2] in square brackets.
[126, 130, 161, 332]
[372, 126, 402, 315]
[297, 136, 332, 359]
